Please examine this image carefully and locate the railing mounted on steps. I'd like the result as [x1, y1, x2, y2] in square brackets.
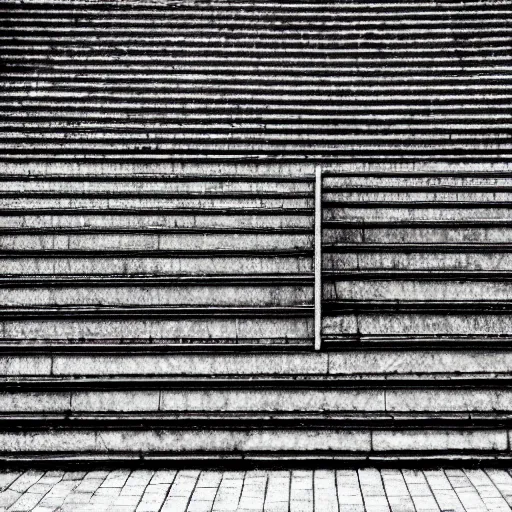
[3, 163, 512, 352]
[315, 167, 323, 351]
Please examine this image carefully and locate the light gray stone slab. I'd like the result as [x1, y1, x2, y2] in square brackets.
[387, 389, 512, 412]
[373, 430, 508, 452]
[329, 350, 512, 375]
[53, 353, 328, 376]
[161, 389, 384, 412]
[0, 392, 70, 412]
[71, 391, 160, 412]
[0, 357, 51, 376]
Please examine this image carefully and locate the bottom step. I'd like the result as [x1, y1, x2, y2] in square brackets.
[0, 424, 508, 465]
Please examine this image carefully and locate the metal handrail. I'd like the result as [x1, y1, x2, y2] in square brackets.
[314, 167, 322, 351]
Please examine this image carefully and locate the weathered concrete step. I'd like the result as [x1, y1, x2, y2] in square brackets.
[325, 243, 512, 253]
[2, 383, 512, 413]
[3, 112, 506, 122]
[0, 255, 313, 276]
[0, 216, 313, 231]
[3, 90, 511, 100]
[4, 79, 512, 90]
[5, 1, 508, 9]
[3, 99, 510, 110]
[1, 350, 512, 377]
[324, 281, 512, 301]
[0, 426, 505, 461]
[324, 270, 512, 281]
[0, 233, 313, 251]
[323, 162, 512, 175]
[0, 180, 312, 195]
[0, 314, 313, 342]
[324, 212, 512, 224]
[324, 252, 512, 271]
[4, 7, 510, 17]
[5, 74, 511, 87]
[325, 228, 512, 244]
[324, 311, 512, 336]
[0, 198, 314, 210]
[4, 133, 507, 144]
[0, 275, 314, 286]
[324, 176, 512, 188]
[0, 287, 313, 307]
[0, 162, 316, 178]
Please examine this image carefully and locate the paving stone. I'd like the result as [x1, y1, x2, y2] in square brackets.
[402, 470, 440, 512]
[0, 468, 511, 511]
[445, 469, 489, 512]
[95, 486, 122, 497]
[89, 494, 119, 506]
[212, 472, 244, 512]
[136, 488, 170, 512]
[0, 474, 21, 493]
[314, 470, 338, 512]
[238, 472, 267, 512]
[423, 470, 465, 512]
[337, 470, 365, 512]
[62, 471, 87, 481]
[74, 478, 104, 493]
[358, 469, 390, 512]
[290, 471, 313, 512]
[43, 471, 64, 479]
[8, 471, 44, 494]
[150, 471, 177, 485]
[486, 469, 512, 507]
[0, 490, 21, 509]
[160, 470, 200, 512]
[8, 491, 46, 511]
[26, 483, 54, 495]
[84, 471, 110, 480]
[196, 472, 223, 489]
[100, 470, 131, 488]
[161, 495, 191, 512]
[62, 492, 94, 504]
[381, 470, 415, 512]
[112, 493, 143, 506]
[120, 484, 147, 496]
[37, 495, 69, 509]
[264, 471, 290, 512]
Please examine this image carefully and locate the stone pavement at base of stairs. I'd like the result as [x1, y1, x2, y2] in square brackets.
[0, 468, 511, 512]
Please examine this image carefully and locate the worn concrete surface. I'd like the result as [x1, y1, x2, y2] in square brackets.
[0, 468, 511, 511]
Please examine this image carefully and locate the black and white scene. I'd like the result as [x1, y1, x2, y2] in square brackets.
[0, 0, 511, 510]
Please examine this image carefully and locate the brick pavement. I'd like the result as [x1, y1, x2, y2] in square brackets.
[0, 468, 511, 511]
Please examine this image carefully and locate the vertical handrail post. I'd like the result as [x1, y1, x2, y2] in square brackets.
[314, 167, 322, 351]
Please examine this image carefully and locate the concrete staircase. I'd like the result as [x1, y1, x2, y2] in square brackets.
[0, 349, 511, 463]
[0, 164, 314, 347]
[1, 163, 512, 463]
[1, 0, 512, 463]
[0, 0, 510, 162]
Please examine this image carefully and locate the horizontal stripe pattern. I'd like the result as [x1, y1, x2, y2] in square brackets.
[0, 166, 314, 344]
[322, 163, 512, 346]
[0, 0, 510, 161]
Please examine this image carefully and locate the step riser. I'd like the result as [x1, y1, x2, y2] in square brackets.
[0, 429, 504, 457]
[1, 388, 512, 413]
[4, 352, 512, 376]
